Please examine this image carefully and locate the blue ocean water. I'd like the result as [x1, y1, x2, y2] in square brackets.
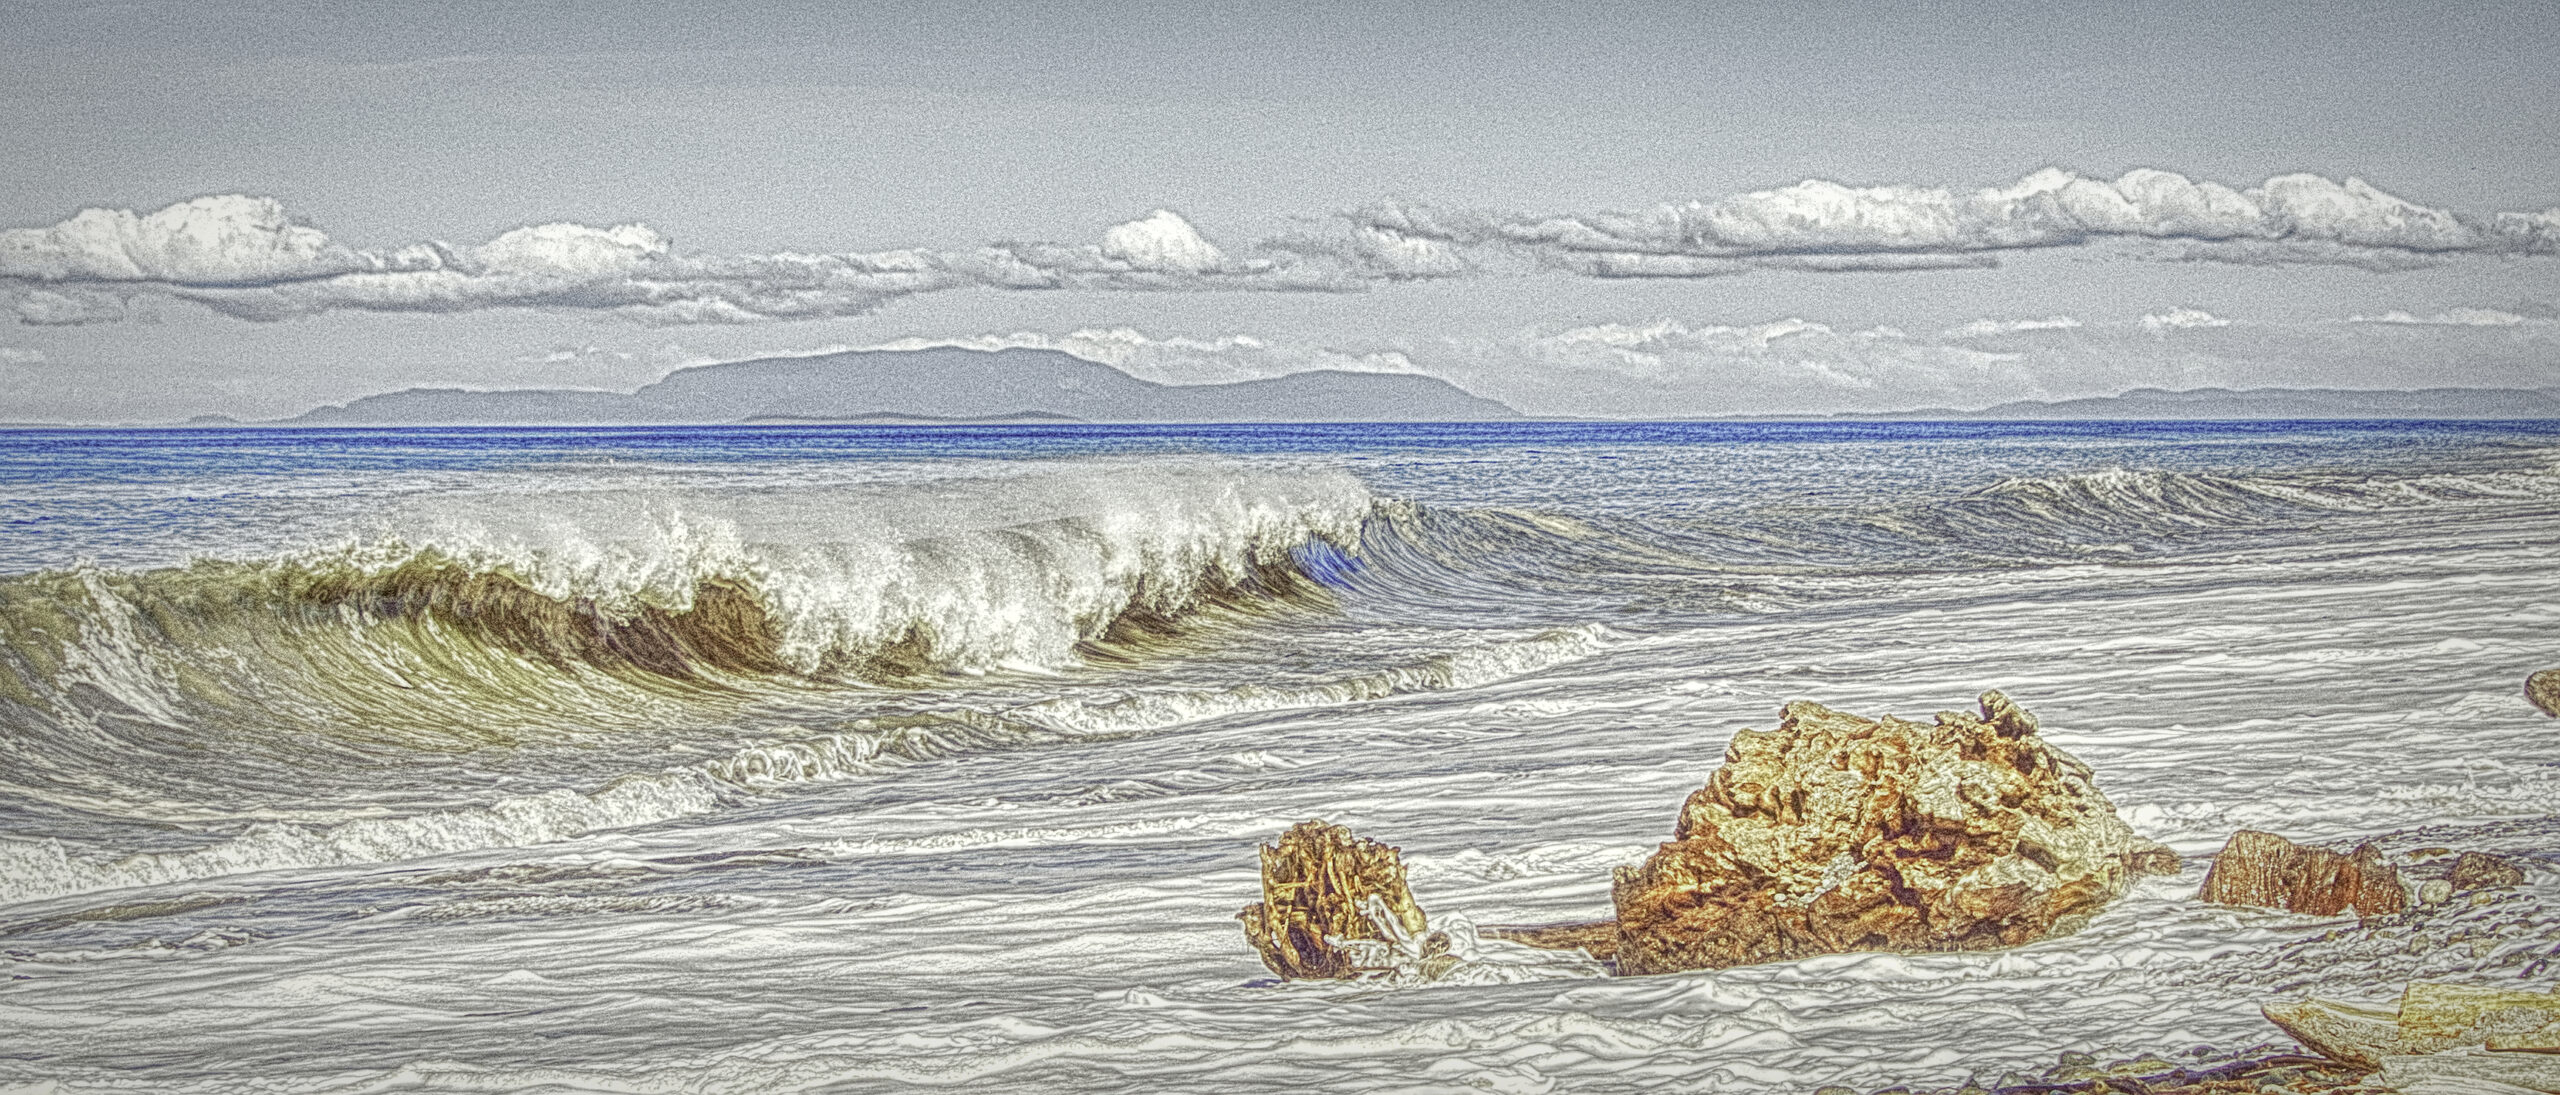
[1, 419, 2556, 1093]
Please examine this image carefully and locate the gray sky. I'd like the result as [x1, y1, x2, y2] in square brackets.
[4, 0, 2556, 421]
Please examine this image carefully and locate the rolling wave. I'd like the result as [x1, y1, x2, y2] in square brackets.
[1830, 449, 2560, 561]
[0, 626, 1612, 907]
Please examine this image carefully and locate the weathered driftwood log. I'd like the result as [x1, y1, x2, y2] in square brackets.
[2528, 668, 2560, 717]
[2198, 830, 2406, 918]
[1237, 820, 1432, 980]
[2266, 982, 2560, 1075]
[2450, 850, 2527, 891]
[1609, 691, 2164, 975]
[1480, 920, 1621, 965]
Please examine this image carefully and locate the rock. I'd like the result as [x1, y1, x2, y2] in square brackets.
[2128, 845, 2184, 877]
[2451, 851, 2527, 891]
[1608, 691, 2157, 975]
[2198, 830, 2407, 918]
[1237, 820, 1434, 980]
[2530, 669, 2560, 717]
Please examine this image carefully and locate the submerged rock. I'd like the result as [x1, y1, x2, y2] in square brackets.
[1238, 820, 1444, 980]
[2449, 851, 2527, 892]
[1609, 691, 2161, 975]
[2530, 668, 2560, 717]
[2198, 830, 2406, 919]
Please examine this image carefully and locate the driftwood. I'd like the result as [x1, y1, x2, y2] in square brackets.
[1237, 820, 1433, 980]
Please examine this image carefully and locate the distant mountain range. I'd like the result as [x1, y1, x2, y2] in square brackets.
[277, 347, 1519, 425]
[1830, 386, 2560, 421]
[14, 358, 2554, 428]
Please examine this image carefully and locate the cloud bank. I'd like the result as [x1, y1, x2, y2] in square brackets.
[933, 311, 2560, 419]
[866, 328, 1419, 386]
[7, 169, 2557, 325]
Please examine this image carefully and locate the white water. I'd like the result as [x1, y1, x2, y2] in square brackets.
[2, 427, 2556, 1093]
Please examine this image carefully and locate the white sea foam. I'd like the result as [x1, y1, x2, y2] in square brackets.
[1009, 624, 1611, 735]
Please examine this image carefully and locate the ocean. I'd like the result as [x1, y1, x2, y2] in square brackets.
[2, 420, 2556, 1093]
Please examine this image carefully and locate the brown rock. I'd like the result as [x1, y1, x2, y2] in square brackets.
[2448, 851, 2525, 891]
[1237, 820, 1432, 980]
[2530, 669, 2560, 717]
[2127, 845, 2184, 877]
[2198, 830, 2406, 918]
[1608, 690, 2153, 976]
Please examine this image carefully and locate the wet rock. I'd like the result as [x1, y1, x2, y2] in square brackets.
[2530, 668, 2560, 717]
[1237, 820, 1434, 980]
[2127, 845, 2184, 877]
[2449, 851, 2526, 891]
[2198, 830, 2407, 919]
[1608, 691, 2159, 975]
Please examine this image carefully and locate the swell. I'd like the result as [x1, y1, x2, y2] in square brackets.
[0, 627, 1610, 909]
[1774, 447, 2560, 566]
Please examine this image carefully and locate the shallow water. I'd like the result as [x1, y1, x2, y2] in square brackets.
[2, 420, 2556, 1093]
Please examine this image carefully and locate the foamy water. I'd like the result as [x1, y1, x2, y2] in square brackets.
[1, 421, 2555, 1093]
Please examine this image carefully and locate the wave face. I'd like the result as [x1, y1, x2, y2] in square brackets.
[0, 462, 1383, 869]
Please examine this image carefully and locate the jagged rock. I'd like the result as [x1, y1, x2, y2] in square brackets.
[2199, 830, 2407, 918]
[2451, 851, 2527, 891]
[1237, 820, 1437, 980]
[2529, 669, 2560, 717]
[2128, 845, 2184, 877]
[1608, 691, 2159, 975]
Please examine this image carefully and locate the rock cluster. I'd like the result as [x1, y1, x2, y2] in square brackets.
[2198, 830, 2406, 919]
[1607, 691, 2167, 975]
[1237, 820, 1449, 980]
[2529, 668, 2560, 717]
[2449, 850, 2526, 891]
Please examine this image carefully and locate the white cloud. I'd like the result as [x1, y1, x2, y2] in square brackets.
[866, 327, 1419, 386]
[7, 169, 2557, 326]
[1941, 315, 2085, 338]
[2345, 307, 2532, 327]
[1097, 210, 1227, 274]
[1333, 168, 2559, 278]
[2140, 307, 2232, 333]
[0, 195, 404, 284]
[0, 347, 46, 365]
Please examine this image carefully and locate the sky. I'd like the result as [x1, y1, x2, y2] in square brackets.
[2, 0, 2556, 422]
